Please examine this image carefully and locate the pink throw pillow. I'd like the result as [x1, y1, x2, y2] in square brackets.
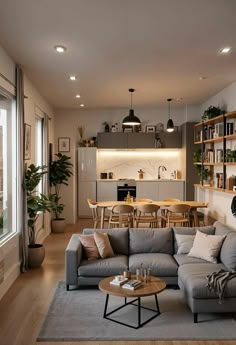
[79, 234, 100, 260]
[94, 232, 114, 258]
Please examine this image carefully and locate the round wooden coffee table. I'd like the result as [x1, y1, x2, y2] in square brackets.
[99, 275, 166, 329]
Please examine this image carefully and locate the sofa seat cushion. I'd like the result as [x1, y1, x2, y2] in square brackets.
[178, 263, 236, 299]
[174, 254, 209, 266]
[78, 255, 128, 277]
[129, 253, 178, 277]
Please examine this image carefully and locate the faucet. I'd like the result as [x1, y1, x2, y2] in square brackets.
[158, 165, 167, 179]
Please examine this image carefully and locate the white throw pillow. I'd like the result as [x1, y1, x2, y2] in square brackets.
[175, 234, 195, 254]
[188, 230, 225, 263]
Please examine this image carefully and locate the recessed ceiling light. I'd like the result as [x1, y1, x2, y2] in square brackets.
[69, 75, 77, 81]
[176, 98, 183, 101]
[80, 104, 85, 107]
[199, 76, 208, 80]
[75, 94, 81, 98]
[219, 47, 232, 54]
[54, 45, 66, 53]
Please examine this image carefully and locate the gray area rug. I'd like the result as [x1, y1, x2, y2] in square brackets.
[37, 281, 236, 341]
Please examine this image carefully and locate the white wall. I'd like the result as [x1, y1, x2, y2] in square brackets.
[0, 44, 55, 300]
[195, 81, 236, 228]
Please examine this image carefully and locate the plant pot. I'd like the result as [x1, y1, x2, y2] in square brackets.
[28, 244, 45, 268]
[51, 218, 66, 233]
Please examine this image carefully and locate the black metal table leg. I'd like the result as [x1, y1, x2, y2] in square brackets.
[103, 294, 109, 317]
[138, 297, 141, 327]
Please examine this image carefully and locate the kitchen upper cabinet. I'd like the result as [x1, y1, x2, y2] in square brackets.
[127, 133, 155, 148]
[158, 131, 182, 148]
[136, 181, 158, 200]
[97, 133, 127, 148]
[97, 181, 117, 201]
[158, 181, 185, 200]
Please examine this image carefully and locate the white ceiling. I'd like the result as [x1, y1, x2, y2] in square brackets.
[0, 0, 236, 109]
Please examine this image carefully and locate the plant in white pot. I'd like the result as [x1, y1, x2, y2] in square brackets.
[24, 164, 52, 268]
[49, 153, 73, 232]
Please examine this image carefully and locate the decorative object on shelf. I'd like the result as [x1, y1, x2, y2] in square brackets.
[78, 126, 85, 146]
[138, 169, 144, 179]
[216, 173, 224, 188]
[146, 125, 155, 133]
[24, 123, 31, 160]
[193, 149, 202, 163]
[225, 149, 236, 162]
[103, 122, 110, 132]
[155, 137, 163, 148]
[166, 98, 174, 133]
[202, 105, 225, 121]
[58, 137, 70, 152]
[156, 123, 164, 133]
[49, 153, 73, 233]
[122, 88, 141, 126]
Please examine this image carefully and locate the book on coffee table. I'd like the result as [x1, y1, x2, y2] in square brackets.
[110, 277, 129, 286]
[122, 280, 142, 290]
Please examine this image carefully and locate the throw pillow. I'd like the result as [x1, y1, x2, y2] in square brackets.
[188, 230, 225, 263]
[94, 232, 114, 258]
[79, 234, 100, 260]
[175, 234, 195, 254]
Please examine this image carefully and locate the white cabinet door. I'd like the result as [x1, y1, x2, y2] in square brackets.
[78, 181, 96, 217]
[158, 181, 185, 201]
[78, 147, 97, 181]
[97, 182, 117, 201]
[136, 182, 158, 200]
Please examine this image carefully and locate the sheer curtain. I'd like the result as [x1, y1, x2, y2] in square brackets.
[16, 65, 28, 271]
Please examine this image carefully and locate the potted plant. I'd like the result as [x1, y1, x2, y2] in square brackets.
[49, 152, 73, 232]
[202, 105, 224, 121]
[24, 164, 52, 268]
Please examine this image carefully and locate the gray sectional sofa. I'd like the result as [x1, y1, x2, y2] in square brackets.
[65, 221, 236, 322]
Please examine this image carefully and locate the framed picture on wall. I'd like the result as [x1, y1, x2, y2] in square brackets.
[58, 137, 70, 152]
[24, 123, 31, 160]
[146, 125, 156, 133]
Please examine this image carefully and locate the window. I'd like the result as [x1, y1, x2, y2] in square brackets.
[35, 116, 43, 194]
[0, 90, 17, 240]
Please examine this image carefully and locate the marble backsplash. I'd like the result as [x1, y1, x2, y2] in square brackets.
[97, 150, 182, 180]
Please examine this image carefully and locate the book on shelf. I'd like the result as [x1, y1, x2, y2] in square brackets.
[122, 280, 142, 290]
[110, 277, 128, 286]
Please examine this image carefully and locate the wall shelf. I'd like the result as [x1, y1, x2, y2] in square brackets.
[194, 184, 236, 194]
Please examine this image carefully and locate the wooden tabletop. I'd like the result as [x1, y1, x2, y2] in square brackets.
[99, 276, 166, 298]
[97, 200, 208, 208]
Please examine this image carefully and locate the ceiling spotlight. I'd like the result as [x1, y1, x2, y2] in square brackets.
[199, 76, 208, 80]
[69, 75, 77, 81]
[122, 88, 141, 126]
[75, 94, 81, 98]
[54, 45, 66, 53]
[176, 98, 183, 101]
[80, 104, 85, 107]
[219, 47, 232, 54]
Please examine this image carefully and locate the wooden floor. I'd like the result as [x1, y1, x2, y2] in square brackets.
[0, 219, 234, 345]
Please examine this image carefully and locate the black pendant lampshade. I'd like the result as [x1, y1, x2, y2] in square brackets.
[166, 98, 174, 133]
[122, 88, 141, 126]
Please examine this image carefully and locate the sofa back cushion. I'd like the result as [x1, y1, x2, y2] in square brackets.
[173, 226, 215, 253]
[214, 220, 233, 236]
[220, 231, 236, 270]
[83, 228, 129, 255]
[129, 228, 173, 255]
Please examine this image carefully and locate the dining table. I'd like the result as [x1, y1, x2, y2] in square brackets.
[96, 200, 208, 228]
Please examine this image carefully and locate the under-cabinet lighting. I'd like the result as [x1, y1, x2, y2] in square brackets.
[97, 150, 180, 158]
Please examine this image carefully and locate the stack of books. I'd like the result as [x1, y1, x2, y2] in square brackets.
[110, 277, 129, 286]
[122, 280, 142, 290]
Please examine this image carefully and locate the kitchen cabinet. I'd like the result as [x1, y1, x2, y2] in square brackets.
[158, 181, 184, 200]
[136, 181, 158, 200]
[127, 133, 155, 148]
[97, 133, 127, 148]
[157, 131, 182, 148]
[97, 181, 117, 201]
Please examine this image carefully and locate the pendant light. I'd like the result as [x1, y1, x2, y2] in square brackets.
[166, 98, 174, 133]
[122, 88, 141, 126]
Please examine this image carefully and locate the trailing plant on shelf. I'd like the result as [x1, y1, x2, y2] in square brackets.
[193, 149, 202, 163]
[202, 105, 225, 121]
[49, 153, 73, 232]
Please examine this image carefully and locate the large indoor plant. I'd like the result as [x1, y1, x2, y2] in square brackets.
[49, 152, 73, 232]
[24, 164, 52, 268]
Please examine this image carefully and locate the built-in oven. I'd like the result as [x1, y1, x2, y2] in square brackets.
[117, 180, 136, 201]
